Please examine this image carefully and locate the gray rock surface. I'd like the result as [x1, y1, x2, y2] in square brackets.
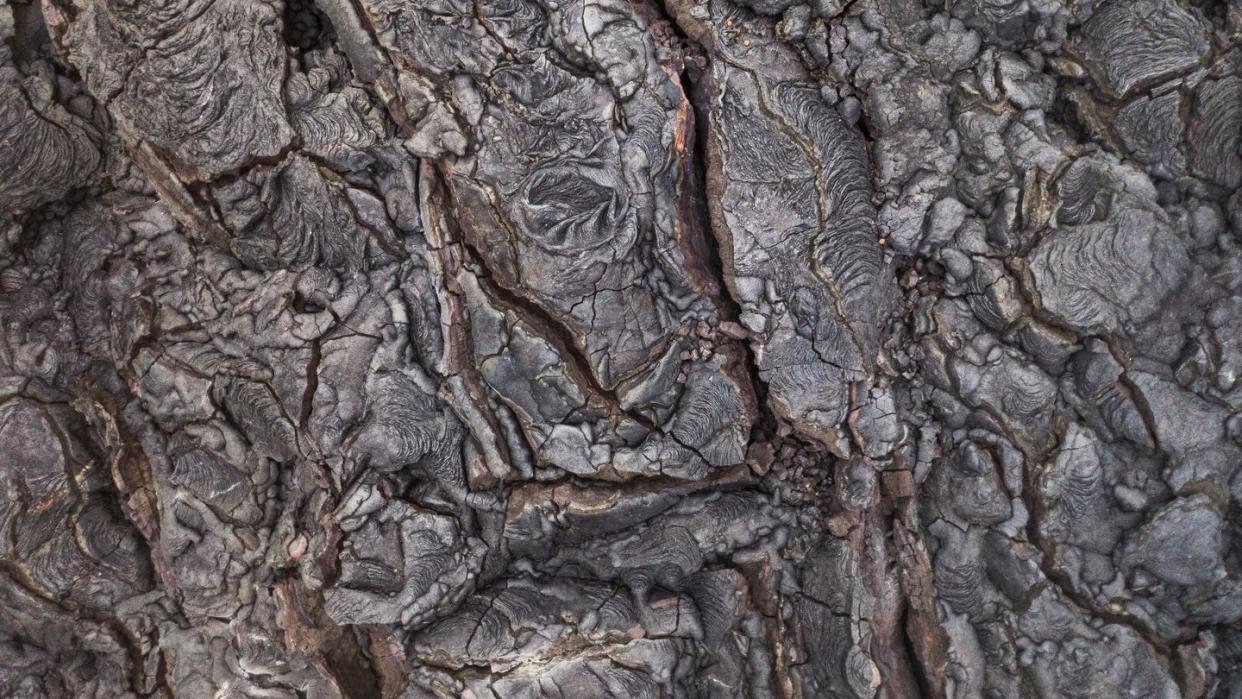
[0, 0, 1239, 696]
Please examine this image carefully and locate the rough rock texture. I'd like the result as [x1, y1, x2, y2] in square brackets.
[1, 0, 1240, 696]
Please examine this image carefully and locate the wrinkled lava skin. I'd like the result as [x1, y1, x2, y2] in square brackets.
[1, 0, 1241, 696]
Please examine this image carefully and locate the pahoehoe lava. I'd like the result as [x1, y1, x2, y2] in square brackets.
[1, 0, 1240, 696]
